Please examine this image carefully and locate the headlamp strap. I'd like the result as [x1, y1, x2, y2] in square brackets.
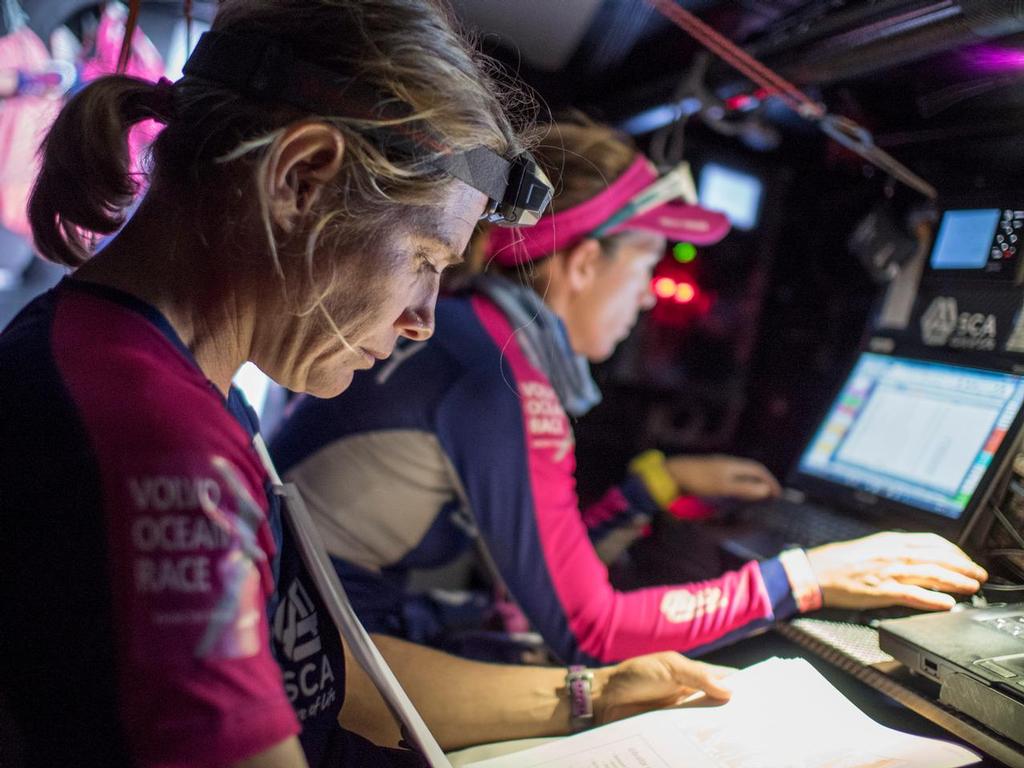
[181, 30, 551, 226]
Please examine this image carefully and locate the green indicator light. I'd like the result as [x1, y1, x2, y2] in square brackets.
[673, 242, 697, 263]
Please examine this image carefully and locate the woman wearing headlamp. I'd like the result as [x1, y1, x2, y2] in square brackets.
[270, 117, 988, 669]
[0, 7, 737, 768]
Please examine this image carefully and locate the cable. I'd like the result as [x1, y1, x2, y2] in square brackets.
[978, 507, 1024, 597]
[991, 502, 1024, 551]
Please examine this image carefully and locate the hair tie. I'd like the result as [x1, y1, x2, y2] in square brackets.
[147, 77, 178, 124]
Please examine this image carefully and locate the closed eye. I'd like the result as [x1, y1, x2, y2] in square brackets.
[415, 249, 443, 275]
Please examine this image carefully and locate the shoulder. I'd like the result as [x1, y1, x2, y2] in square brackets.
[437, 295, 573, 461]
[51, 284, 253, 458]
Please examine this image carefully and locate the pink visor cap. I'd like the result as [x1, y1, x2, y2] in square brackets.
[486, 156, 731, 267]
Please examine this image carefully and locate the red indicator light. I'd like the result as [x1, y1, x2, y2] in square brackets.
[653, 276, 677, 299]
[676, 282, 696, 303]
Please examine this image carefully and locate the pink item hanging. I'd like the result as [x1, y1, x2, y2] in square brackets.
[0, 25, 61, 239]
[79, 3, 165, 180]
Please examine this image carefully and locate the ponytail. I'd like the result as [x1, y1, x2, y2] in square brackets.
[28, 76, 172, 266]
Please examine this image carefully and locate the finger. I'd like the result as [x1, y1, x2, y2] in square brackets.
[877, 533, 988, 581]
[728, 479, 777, 501]
[876, 583, 957, 611]
[703, 662, 739, 679]
[901, 549, 988, 582]
[882, 564, 981, 594]
[729, 461, 782, 493]
[670, 658, 732, 700]
[754, 465, 783, 497]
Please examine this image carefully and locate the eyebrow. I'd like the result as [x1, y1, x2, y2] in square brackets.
[420, 234, 465, 266]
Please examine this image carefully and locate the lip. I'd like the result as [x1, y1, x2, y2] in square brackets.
[358, 347, 389, 366]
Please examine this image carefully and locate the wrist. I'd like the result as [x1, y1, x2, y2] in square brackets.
[565, 665, 596, 732]
[629, 450, 680, 510]
[779, 548, 823, 613]
[587, 667, 611, 725]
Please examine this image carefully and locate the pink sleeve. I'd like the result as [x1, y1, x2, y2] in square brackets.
[581, 486, 631, 529]
[473, 296, 778, 663]
[529, 437, 776, 661]
[104, 449, 300, 768]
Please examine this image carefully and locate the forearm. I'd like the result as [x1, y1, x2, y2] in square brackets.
[340, 634, 593, 751]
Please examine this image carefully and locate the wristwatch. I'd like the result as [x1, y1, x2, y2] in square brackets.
[565, 665, 595, 733]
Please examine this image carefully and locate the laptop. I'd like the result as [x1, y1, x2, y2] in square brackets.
[878, 604, 1024, 747]
[721, 351, 1024, 561]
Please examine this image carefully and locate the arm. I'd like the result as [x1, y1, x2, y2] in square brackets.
[438, 371, 798, 664]
[234, 739, 308, 768]
[582, 453, 780, 562]
[105, 449, 301, 767]
[340, 634, 732, 751]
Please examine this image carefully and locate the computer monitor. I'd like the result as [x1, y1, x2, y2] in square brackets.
[930, 209, 1002, 270]
[698, 163, 763, 231]
[796, 352, 1024, 520]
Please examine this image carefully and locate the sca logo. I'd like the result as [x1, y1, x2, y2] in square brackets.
[921, 296, 996, 351]
[273, 578, 336, 720]
[273, 579, 322, 662]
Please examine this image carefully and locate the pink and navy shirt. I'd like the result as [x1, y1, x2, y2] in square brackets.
[270, 292, 804, 666]
[0, 280, 422, 767]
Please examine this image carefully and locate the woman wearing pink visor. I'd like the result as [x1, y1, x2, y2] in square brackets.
[269, 118, 987, 666]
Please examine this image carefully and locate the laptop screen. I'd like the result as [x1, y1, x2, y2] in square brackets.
[797, 353, 1024, 519]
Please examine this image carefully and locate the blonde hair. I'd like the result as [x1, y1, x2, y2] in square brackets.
[461, 115, 637, 280]
[29, 0, 531, 285]
[533, 116, 637, 214]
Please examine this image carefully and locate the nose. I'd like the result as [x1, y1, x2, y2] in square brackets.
[396, 307, 434, 341]
[395, 282, 438, 342]
[639, 284, 657, 312]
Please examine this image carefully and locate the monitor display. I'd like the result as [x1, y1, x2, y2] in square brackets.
[798, 353, 1024, 519]
[930, 208, 1001, 269]
[698, 163, 762, 231]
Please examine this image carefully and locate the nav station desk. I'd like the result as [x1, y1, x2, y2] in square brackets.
[615, 521, 1024, 768]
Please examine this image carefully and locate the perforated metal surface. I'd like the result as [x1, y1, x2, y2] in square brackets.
[789, 618, 895, 666]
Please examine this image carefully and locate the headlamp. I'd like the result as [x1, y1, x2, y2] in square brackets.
[182, 31, 552, 227]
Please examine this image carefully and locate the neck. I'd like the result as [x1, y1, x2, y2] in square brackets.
[73, 192, 254, 396]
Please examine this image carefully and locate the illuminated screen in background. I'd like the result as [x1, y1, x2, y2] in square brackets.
[233, 362, 272, 418]
[798, 353, 1024, 519]
[698, 163, 763, 231]
[930, 209, 1000, 269]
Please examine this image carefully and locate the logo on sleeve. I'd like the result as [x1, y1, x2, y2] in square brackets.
[519, 381, 573, 458]
[659, 587, 729, 624]
[126, 457, 268, 660]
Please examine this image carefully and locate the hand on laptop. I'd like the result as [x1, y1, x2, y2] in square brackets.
[805, 532, 988, 610]
[594, 652, 734, 724]
[665, 455, 782, 501]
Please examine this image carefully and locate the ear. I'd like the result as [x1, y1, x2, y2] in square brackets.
[560, 237, 603, 294]
[265, 120, 345, 233]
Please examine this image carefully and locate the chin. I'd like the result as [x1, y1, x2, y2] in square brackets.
[303, 367, 355, 399]
[587, 343, 617, 364]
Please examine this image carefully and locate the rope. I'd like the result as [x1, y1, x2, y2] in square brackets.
[116, 0, 142, 73]
[644, 0, 937, 198]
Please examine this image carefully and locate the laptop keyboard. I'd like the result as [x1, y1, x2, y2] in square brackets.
[981, 614, 1024, 641]
[735, 498, 877, 549]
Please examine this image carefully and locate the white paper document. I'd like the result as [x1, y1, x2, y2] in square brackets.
[466, 658, 980, 768]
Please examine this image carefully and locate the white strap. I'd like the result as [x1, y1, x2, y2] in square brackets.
[252, 436, 452, 767]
